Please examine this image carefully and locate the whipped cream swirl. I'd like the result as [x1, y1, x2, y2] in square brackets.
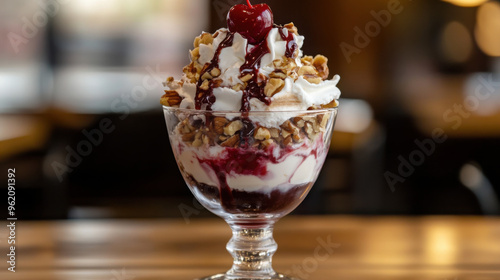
[167, 27, 340, 127]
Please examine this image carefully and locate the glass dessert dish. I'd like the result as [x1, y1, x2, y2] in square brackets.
[160, 0, 341, 278]
[164, 106, 338, 280]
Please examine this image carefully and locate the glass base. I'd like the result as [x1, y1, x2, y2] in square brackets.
[197, 221, 302, 280]
[199, 273, 300, 280]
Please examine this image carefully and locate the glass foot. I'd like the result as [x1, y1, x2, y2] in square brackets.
[198, 273, 300, 280]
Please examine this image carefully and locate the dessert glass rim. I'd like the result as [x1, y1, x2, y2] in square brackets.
[162, 105, 339, 114]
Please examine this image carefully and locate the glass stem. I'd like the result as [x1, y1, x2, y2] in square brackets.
[225, 220, 278, 279]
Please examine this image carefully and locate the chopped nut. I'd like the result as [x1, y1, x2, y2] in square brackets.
[181, 124, 191, 134]
[293, 117, 305, 128]
[282, 129, 291, 138]
[213, 117, 229, 135]
[297, 119, 305, 128]
[202, 134, 210, 145]
[194, 36, 201, 48]
[302, 116, 316, 123]
[261, 139, 274, 148]
[269, 71, 287, 80]
[264, 78, 285, 97]
[284, 58, 298, 74]
[254, 127, 271, 140]
[210, 68, 221, 77]
[200, 63, 210, 73]
[274, 57, 298, 75]
[232, 84, 245, 91]
[162, 89, 180, 98]
[201, 72, 213, 81]
[179, 119, 193, 134]
[273, 59, 283, 68]
[224, 120, 244, 136]
[182, 131, 197, 142]
[190, 47, 200, 61]
[284, 22, 298, 35]
[161, 90, 182, 107]
[192, 138, 203, 147]
[292, 133, 302, 143]
[186, 62, 196, 73]
[194, 62, 204, 74]
[312, 119, 321, 133]
[200, 80, 210, 90]
[304, 75, 323, 84]
[317, 113, 329, 129]
[219, 135, 228, 141]
[269, 128, 280, 139]
[257, 73, 267, 83]
[298, 65, 317, 76]
[221, 134, 240, 147]
[313, 55, 329, 80]
[289, 71, 299, 81]
[304, 122, 314, 136]
[195, 131, 202, 140]
[283, 135, 293, 146]
[212, 78, 223, 88]
[200, 32, 214, 45]
[183, 63, 196, 82]
[163, 76, 174, 87]
[240, 74, 253, 83]
[312, 55, 327, 64]
[281, 120, 300, 135]
[322, 100, 339, 109]
[301, 56, 313, 65]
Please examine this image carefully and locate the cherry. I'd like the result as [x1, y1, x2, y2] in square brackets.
[227, 1, 274, 45]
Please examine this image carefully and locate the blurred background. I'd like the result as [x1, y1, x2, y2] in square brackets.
[0, 0, 499, 220]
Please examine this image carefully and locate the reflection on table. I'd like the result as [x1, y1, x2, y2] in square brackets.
[1, 216, 499, 280]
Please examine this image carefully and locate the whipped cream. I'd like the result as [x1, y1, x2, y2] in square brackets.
[172, 27, 341, 126]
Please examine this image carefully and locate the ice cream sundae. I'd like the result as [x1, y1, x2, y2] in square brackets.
[161, 1, 340, 279]
[162, 1, 340, 217]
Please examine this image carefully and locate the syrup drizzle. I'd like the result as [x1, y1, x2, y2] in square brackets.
[195, 26, 298, 111]
[195, 33, 235, 110]
[239, 39, 272, 114]
[237, 35, 273, 145]
[197, 137, 325, 212]
[276, 25, 298, 58]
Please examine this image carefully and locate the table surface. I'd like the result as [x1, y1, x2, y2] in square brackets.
[1, 216, 500, 280]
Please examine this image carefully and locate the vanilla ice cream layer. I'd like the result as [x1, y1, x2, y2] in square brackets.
[174, 137, 326, 193]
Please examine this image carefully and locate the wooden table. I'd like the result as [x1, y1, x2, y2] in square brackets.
[1, 216, 500, 280]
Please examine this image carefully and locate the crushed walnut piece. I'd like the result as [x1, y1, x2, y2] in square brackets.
[213, 117, 229, 135]
[313, 55, 329, 80]
[264, 78, 285, 97]
[175, 110, 333, 149]
[224, 120, 244, 136]
[254, 127, 271, 141]
[161, 90, 181, 107]
[284, 22, 299, 35]
[221, 134, 240, 147]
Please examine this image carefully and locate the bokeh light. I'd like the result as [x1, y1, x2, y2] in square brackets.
[439, 21, 473, 63]
[475, 1, 500, 57]
[442, 0, 489, 7]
